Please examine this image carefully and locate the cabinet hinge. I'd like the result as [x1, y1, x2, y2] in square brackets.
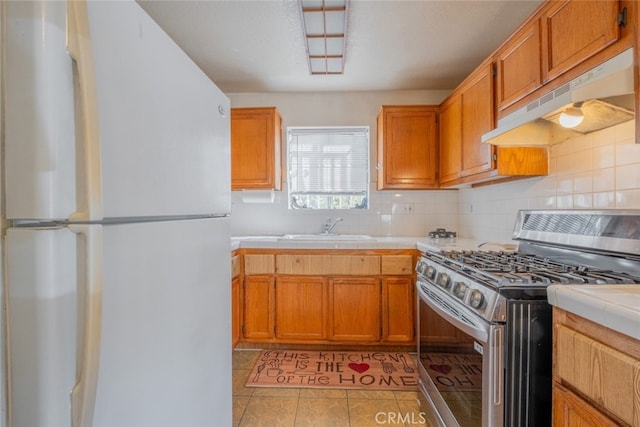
[493, 153, 497, 162]
[618, 7, 628, 27]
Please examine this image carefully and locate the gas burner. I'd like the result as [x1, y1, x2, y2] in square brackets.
[436, 249, 640, 287]
[428, 228, 457, 240]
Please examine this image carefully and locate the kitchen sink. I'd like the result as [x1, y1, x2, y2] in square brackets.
[280, 234, 374, 241]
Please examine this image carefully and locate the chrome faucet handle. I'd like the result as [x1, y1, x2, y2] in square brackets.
[324, 217, 343, 234]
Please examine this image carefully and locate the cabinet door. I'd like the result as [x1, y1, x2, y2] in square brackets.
[377, 106, 438, 190]
[243, 275, 275, 339]
[231, 276, 242, 347]
[495, 19, 542, 111]
[542, 0, 620, 82]
[275, 277, 327, 340]
[329, 277, 381, 341]
[552, 384, 619, 427]
[460, 62, 496, 176]
[231, 107, 282, 190]
[438, 94, 462, 184]
[382, 277, 414, 343]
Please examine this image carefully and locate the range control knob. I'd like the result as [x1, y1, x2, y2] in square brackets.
[469, 290, 484, 308]
[453, 282, 467, 299]
[426, 266, 437, 281]
[437, 273, 451, 289]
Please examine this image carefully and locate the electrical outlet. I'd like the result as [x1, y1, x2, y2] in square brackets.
[392, 203, 414, 214]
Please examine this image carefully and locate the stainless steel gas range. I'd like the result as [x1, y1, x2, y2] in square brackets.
[415, 210, 640, 427]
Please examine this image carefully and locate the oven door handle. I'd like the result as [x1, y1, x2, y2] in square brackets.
[418, 283, 490, 343]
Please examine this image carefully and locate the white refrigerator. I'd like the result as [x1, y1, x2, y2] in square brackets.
[3, 1, 232, 426]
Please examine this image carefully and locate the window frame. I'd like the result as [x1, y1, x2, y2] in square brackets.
[286, 126, 370, 210]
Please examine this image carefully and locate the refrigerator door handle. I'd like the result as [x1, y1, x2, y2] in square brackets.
[69, 224, 103, 427]
[67, 0, 103, 222]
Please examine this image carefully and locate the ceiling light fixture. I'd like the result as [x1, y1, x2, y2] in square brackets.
[299, 0, 349, 75]
[558, 102, 585, 128]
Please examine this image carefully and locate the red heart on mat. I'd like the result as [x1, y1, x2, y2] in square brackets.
[348, 362, 370, 373]
[430, 364, 452, 375]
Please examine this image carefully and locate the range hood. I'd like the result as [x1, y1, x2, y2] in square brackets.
[482, 48, 635, 146]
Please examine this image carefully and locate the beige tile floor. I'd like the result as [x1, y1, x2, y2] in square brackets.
[233, 350, 430, 427]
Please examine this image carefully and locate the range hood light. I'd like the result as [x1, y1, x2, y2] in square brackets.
[558, 102, 584, 128]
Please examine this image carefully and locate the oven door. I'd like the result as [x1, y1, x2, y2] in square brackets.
[417, 280, 504, 427]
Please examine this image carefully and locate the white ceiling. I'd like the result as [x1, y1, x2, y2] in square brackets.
[137, 0, 544, 94]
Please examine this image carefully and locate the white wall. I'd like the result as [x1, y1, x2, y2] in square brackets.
[228, 91, 640, 242]
[229, 90, 459, 237]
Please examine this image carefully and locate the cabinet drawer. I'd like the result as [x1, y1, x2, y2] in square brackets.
[231, 255, 241, 278]
[244, 254, 275, 275]
[276, 255, 380, 275]
[381, 255, 413, 275]
[555, 324, 640, 425]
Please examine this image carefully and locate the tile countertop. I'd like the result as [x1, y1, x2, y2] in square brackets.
[231, 235, 517, 252]
[547, 285, 640, 341]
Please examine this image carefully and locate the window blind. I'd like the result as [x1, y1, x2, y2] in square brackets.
[288, 126, 369, 209]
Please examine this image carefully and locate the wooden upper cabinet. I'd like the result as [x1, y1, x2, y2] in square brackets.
[231, 107, 282, 191]
[460, 62, 495, 176]
[438, 94, 462, 184]
[541, 0, 620, 82]
[495, 19, 542, 111]
[439, 60, 499, 186]
[377, 106, 439, 190]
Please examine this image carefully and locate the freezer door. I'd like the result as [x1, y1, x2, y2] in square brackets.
[87, 1, 231, 218]
[93, 218, 231, 427]
[4, 1, 76, 220]
[5, 0, 230, 221]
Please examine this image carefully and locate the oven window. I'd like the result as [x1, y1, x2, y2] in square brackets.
[419, 298, 483, 426]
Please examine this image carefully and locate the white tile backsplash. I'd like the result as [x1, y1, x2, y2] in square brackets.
[459, 120, 640, 243]
[230, 187, 459, 237]
[228, 92, 640, 241]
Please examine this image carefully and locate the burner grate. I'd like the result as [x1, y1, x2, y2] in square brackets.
[434, 250, 640, 287]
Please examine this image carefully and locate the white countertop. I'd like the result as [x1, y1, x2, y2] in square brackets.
[231, 235, 517, 252]
[547, 285, 640, 341]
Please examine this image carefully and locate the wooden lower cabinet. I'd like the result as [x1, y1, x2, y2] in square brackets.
[553, 308, 640, 426]
[275, 276, 327, 340]
[329, 277, 381, 342]
[237, 250, 416, 346]
[382, 277, 414, 342]
[243, 275, 275, 340]
[231, 276, 242, 347]
[553, 383, 619, 427]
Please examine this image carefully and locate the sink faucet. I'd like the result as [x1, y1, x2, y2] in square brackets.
[322, 217, 343, 234]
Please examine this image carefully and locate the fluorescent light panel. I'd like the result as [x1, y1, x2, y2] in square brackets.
[299, 0, 348, 75]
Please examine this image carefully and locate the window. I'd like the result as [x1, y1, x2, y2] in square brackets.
[287, 126, 369, 210]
